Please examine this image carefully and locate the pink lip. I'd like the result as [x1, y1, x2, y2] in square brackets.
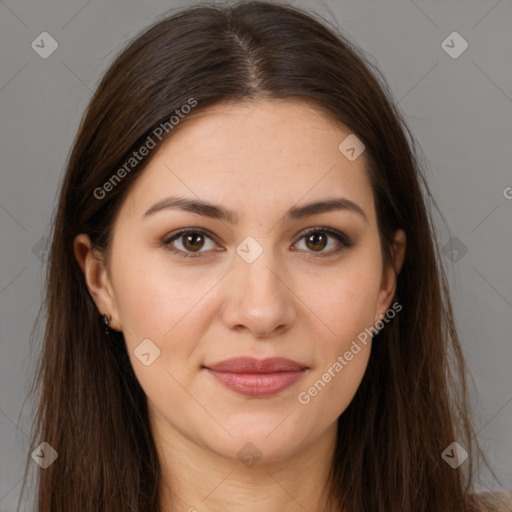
[204, 357, 308, 398]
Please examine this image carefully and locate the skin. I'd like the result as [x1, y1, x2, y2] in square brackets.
[74, 100, 406, 512]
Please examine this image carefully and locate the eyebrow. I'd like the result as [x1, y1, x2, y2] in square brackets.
[142, 196, 368, 224]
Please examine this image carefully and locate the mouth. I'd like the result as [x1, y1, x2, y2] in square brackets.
[203, 357, 309, 398]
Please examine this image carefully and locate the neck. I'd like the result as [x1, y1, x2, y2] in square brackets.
[152, 417, 341, 512]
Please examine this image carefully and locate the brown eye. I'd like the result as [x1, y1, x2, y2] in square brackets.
[182, 232, 205, 252]
[305, 232, 328, 251]
[163, 229, 218, 258]
[293, 227, 352, 257]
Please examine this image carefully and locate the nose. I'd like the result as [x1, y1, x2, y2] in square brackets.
[219, 244, 297, 339]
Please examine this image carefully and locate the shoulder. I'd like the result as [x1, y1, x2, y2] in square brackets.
[471, 492, 512, 512]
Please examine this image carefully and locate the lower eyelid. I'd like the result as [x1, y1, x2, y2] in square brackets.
[163, 228, 351, 257]
[164, 232, 217, 255]
[293, 235, 352, 257]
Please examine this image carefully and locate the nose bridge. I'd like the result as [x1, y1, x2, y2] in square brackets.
[236, 234, 282, 297]
[224, 234, 295, 335]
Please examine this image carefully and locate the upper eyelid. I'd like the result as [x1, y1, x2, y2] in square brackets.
[163, 227, 218, 244]
[164, 226, 350, 249]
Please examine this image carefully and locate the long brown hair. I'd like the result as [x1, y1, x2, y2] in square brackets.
[18, 1, 509, 510]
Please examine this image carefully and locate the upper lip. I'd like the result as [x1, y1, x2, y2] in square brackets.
[205, 357, 308, 373]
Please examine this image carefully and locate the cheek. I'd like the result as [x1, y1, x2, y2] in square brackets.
[111, 246, 203, 335]
[296, 344, 371, 431]
[296, 253, 382, 418]
[110, 254, 210, 408]
[111, 260, 177, 340]
[295, 281, 377, 425]
[110, 250, 220, 372]
[311, 259, 383, 353]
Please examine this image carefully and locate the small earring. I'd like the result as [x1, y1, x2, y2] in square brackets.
[103, 313, 112, 334]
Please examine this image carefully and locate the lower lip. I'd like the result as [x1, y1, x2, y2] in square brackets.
[206, 369, 307, 398]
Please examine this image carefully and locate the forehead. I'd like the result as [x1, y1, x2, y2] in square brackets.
[118, 100, 375, 224]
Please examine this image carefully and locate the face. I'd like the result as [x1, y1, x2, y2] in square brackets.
[75, 100, 405, 465]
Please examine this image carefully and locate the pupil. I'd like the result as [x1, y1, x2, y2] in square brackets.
[307, 233, 326, 251]
[184, 233, 203, 251]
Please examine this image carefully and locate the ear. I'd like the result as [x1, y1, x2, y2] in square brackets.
[73, 234, 122, 331]
[375, 229, 406, 322]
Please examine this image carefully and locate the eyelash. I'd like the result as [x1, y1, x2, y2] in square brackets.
[162, 227, 353, 259]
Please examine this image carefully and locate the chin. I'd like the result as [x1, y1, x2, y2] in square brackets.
[197, 421, 313, 464]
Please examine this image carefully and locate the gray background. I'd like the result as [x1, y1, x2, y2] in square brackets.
[1, 0, 511, 509]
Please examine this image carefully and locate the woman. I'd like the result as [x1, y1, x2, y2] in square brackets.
[19, 1, 511, 511]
